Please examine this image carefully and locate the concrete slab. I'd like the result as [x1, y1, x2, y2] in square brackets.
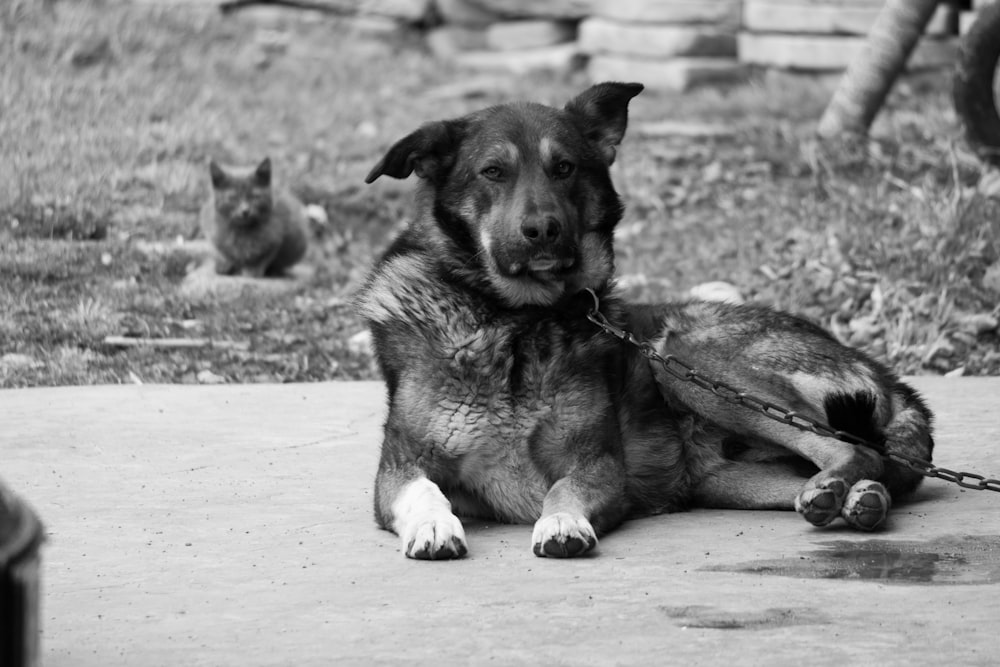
[591, 0, 741, 26]
[738, 33, 958, 71]
[579, 18, 737, 59]
[3, 376, 1000, 666]
[588, 55, 749, 92]
[485, 20, 577, 51]
[452, 43, 581, 74]
[742, 0, 956, 36]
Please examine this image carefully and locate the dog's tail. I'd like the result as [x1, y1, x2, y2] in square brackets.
[824, 381, 934, 498]
[878, 382, 935, 497]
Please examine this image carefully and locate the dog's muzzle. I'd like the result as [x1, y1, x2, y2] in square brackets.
[495, 213, 578, 277]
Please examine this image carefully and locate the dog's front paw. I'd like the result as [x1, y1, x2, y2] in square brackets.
[400, 512, 468, 560]
[531, 512, 597, 558]
[794, 478, 848, 527]
[841, 480, 891, 531]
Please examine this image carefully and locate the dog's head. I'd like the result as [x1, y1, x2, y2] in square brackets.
[366, 82, 643, 308]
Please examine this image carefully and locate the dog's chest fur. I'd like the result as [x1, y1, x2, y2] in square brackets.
[359, 254, 619, 521]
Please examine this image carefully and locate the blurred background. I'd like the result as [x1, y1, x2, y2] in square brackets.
[1, 0, 998, 386]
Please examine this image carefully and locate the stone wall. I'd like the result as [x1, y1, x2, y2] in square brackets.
[739, 0, 961, 71]
[427, 0, 747, 90]
[218, 0, 986, 91]
[419, 0, 980, 90]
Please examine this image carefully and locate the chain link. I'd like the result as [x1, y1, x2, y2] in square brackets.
[584, 289, 1000, 493]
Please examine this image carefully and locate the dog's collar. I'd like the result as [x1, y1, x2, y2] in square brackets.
[582, 288, 634, 344]
[583, 288, 602, 319]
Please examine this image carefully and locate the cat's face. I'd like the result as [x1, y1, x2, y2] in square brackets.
[209, 158, 272, 226]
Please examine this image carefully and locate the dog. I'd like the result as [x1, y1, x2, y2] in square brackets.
[355, 82, 934, 560]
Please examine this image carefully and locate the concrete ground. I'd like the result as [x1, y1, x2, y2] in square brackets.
[3, 376, 999, 666]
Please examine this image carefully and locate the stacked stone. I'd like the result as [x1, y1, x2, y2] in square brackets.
[578, 0, 747, 91]
[739, 0, 959, 71]
[426, 0, 587, 74]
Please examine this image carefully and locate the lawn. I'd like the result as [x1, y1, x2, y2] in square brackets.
[1, 0, 998, 387]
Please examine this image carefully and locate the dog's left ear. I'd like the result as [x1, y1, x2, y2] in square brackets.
[565, 82, 644, 165]
[365, 121, 462, 184]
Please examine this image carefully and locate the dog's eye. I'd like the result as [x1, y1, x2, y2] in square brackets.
[553, 161, 575, 178]
[481, 166, 504, 180]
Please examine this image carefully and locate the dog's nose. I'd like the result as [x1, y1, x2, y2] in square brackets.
[521, 217, 561, 244]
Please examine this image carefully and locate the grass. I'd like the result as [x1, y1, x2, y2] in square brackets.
[1, 0, 998, 387]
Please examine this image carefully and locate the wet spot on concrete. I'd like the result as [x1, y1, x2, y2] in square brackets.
[706, 535, 1000, 585]
[658, 605, 827, 630]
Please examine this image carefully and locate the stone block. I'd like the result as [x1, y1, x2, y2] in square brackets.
[360, 0, 434, 22]
[434, 0, 503, 27]
[632, 120, 737, 138]
[588, 55, 748, 92]
[743, 0, 956, 36]
[579, 17, 736, 58]
[426, 25, 488, 58]
[465, 0, 595, 20]
[179, 260, 313, 302]
[486, 20, 577, 51]
[738, 33, 957, 71]
[453, 43, 582, 73]
[590, 0, 740, 26]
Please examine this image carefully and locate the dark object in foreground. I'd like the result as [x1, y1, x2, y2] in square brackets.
[0, 481, 45, 667]
[954, 0, 1000, 167]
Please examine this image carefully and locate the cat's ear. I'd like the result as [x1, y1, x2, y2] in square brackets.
[365, 120, 462, 184]
[255, 158, 272, 187]
[209, 160, 227, 188]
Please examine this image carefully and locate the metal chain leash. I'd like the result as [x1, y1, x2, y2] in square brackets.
[583, 289, 1000, 493]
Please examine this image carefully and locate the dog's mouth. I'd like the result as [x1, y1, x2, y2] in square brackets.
[506, 256, 577, 278]
[482, 235, 585, 306]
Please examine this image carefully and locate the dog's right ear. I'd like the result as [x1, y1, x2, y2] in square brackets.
[365, 121, 461, 184]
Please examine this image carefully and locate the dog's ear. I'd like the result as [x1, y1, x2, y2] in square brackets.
[564, 82, 644, 165]
[365, 121, 461, 184]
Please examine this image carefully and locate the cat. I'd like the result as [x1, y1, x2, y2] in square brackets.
[200, 157, 308, 277]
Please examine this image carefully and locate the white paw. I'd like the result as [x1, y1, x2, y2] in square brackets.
[400, 511, 468, 560]
[531, 512, 597, 558]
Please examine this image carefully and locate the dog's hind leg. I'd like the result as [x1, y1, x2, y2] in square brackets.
[782, 427, 890, 530]
[693, 461, 809, 510]
[788, 383, 933, 530]
[701, 418, 891, 529]
[641, 301, 933, 531]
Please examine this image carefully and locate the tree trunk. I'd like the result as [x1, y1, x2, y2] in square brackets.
[817, 0, 939, 139]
